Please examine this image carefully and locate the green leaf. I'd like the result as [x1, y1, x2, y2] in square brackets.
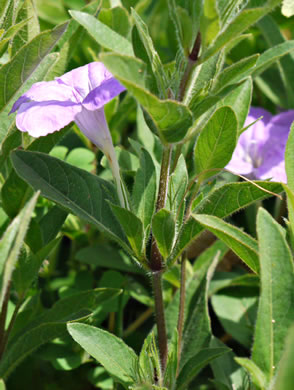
[100, 52, 193, 143]
[199, 7, 273, 63]
[66, 147, 95, 172]
[0, 17, 31, 54]
[170, 181, 282, 263]
[194, 106, 238, 180]
[285, 122, 294, 189]
[167, 154, 188, 223]
[235, 358, 267, 390]
[219, 78, 252, 131]
[69, 10, 133, 56]
[177, 348, 230, 390]
[2, 127, 70, 219]
[273, 325, 294, 390]
[139, 332, 162, 385]
[179, 254, 219, 371]
[282, 0, 294, 17]
[0, 192, 39, 311]
[0, 23, 68, 146]
[0, 288, 119, 379]
[165, 241, 227, 339]
[67, 323, 138, 387]
[75, 244, 143, 274]
[252, 208, 294, 382]
[99, 6, 131, 38]
[11, 150, 130, 253]
[210, 337, 247, 390]
[152, 209, 175, 259]
[257, 16, 294, 107]
[193, 214, 259, 273]
[110, 204, 145, 261]
[211, 293, 258, 348]
[132, 148, 157, 231]
[131, 8, 168, 97]
[212, 55, 259, 94]
[39, 206, 67, 245]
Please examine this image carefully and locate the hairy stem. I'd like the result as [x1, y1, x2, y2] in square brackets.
[178, 32, 201, 101]
[149, 144, 172, 374]
[153, 272, 168, 373]
[176, 254, 187, 376]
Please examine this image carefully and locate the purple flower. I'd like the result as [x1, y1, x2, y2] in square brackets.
[226, 107, 294, 183]
[11, 62, 128, 207]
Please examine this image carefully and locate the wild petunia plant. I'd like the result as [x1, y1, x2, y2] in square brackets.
[1, 1, 294, 390]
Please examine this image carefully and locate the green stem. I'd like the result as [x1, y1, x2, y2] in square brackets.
[149, 144, 172, 374]
[178, 32, 201, 102]
[152, 272, 168, 373]
[176, 254, 187, 377]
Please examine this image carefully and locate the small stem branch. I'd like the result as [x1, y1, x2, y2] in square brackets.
[178, 32, 202, 101]
[153, 272, 168, 373]
[176, 255, 187, 377]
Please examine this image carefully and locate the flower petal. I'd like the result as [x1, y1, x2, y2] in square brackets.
[10, 81, 76, 113]
[16, 100, 81, 137]
[87, 62, 113, 89]
[82, 78, 125, 111]
[74, 106, 113, 151]
[56, 64, 91, 101]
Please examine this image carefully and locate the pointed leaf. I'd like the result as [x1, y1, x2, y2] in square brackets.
[177, 347, 230, 390]
[11, 150, 130, 253]
[170, 181, 282, 263]
[69, 10, 133, 56]
[110, 204, 145, 260]
[253, 208, 294, 382]
[194, 106, 238, 179]
[68, 323, 138, 386]
[0, 288, 119, 379]
[152, 209, 175, 259]
[0, 192, 39, 311]
[100, 52, 193, 143]
[235, 358, 267, 390]
[132, 148, 157, 230]
[193, 214, 259, 273]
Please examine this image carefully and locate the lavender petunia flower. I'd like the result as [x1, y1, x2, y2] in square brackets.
[226, 107, 294, 183]
[11, 62, 127, 207]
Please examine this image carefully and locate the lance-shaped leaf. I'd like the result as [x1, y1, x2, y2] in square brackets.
[235, 358, 267, 390]
[110, 204, 145, 261]
[177, 347, 230, 390]
[132, 148, 158, 231]
[200, 5, 279, 63]
[68, 323, 138, 387]
[152, 209, 175, 259]
[273, 325, 294, 390]
[211, 54, 259, 94]
[11, 150, 130, 253]
[131, 8, 168, 97]
[252, 208, 294, 383]
[193, 214, 259, 274]
[0, 192, 39, 311]
[0, 288, 119, 379]
[220, 78, 252, 132]
[0, 23, 68, 146]
[69, 10, 133, 56]
[194, 106, 237, 180]
[100, 52, 193, 144]
[170, 181, 282, 263]
[285, 122, 294, 230]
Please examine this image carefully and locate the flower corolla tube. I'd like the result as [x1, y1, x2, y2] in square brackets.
[226, 107, 294, 183]
[11, 62, 127, 207]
